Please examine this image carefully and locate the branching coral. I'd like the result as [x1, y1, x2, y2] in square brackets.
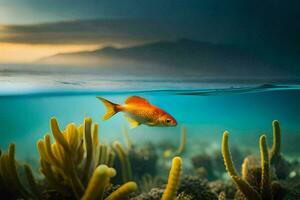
[161, 156, 182, 200]
[222, 131, 262, 200]
[221, 120, 295, 200]
[222, 120, 285, 200]
[36, 117, 136, 200]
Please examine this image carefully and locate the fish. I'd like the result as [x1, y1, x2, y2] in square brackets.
[97, 96, 177, 128]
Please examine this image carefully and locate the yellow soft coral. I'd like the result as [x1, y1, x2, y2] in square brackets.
[106, 181, 138, 200]
[81, 165, 116, 200]
[222, 131, 275, 200]
[161, 156, 182, 200]
[37, 117, 117, 199]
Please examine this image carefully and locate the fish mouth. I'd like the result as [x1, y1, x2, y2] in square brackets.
[172, 120, 178, 126]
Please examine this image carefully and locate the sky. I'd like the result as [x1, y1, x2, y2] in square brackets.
[0, 0, 299, 69]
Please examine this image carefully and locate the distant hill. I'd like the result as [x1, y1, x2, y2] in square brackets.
[40, 39, 285, 78]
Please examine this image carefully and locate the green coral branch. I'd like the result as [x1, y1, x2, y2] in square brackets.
[270, 120, 281, 164]
[259, 135, 272, 200]
[82, 118, 94, 185]
[221, 131, 261, 200]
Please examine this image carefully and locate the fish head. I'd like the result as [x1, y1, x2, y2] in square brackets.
[160, 113, 177, 126]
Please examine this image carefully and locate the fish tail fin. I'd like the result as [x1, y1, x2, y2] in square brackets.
[97, 97, 120, 121]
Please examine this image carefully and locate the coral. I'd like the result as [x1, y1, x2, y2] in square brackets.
[140, 174, 164, 193]
[162, 126, 187, 166]
[218, 192, 226, 200]
[161, 156, 182, 200]
[191, 153, 215, 180]
[213, 145, 246, 175]
[129, 143, 158, 179]
[113, 141, 133, 183]
[177, 126, 187, 155]
[269, 120, 292, 179]
[105, 181, 137, 200]
[208, 180, 236, 199]
[118, 128, 158, 180]
[176, 192, 193, 200]
[36, 117, 136, 200]
[81, 165, 116, 200]
[0, 144, 40, 199]
[148, 187, 164, 199]
[221, 121, 291, 200]
[222, 131, 262, 200]
[122, 127, 134, 150]
[260, 135, 272, 200]
[270, 120, 281, 163]
[178, 175, 218, 200]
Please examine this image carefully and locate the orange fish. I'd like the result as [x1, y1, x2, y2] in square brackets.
[97, 96, 177, 128]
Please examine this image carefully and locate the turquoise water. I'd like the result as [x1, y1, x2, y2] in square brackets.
[0, 84, 300, 162]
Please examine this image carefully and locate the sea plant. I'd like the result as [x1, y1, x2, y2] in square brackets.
[161, 156, 183, 200]
[221, 120, 288, 200]
[37, 117, 137, 200]
[222, 132, 266, 200]
[0, 144, 41, 199]
[113, 141, 133, 183]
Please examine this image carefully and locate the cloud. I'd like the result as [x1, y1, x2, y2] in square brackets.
[0, 19, 184, 45]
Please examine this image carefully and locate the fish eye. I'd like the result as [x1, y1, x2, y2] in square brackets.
[166, 119, 172, 124]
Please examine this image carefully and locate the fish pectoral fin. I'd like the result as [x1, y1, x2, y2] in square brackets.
[125, 117, 141, 129]
[146, 122, 156, 126]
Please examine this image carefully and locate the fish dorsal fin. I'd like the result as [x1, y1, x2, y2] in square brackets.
[125, 116, 141, 129]
[125, 96, 150, 105]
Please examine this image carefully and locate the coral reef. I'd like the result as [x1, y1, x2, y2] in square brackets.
[221, 120, 300, 200]
[178, 176, 218, 200]
[1, 118, 300, 200]
[191, 153, 215, 180]
[129, 143, 158, 179]
[208, 180, 236, 199]
[0, 117, 138, 200]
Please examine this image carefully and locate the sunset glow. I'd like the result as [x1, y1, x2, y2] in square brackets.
[0, 43, 101, 63]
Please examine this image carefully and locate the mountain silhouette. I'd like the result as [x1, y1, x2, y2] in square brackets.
[40, 39, 286, 78]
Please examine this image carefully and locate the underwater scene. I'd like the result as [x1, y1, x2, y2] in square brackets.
[0, 82, 300, 200]
[1, 0, 300, 199]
